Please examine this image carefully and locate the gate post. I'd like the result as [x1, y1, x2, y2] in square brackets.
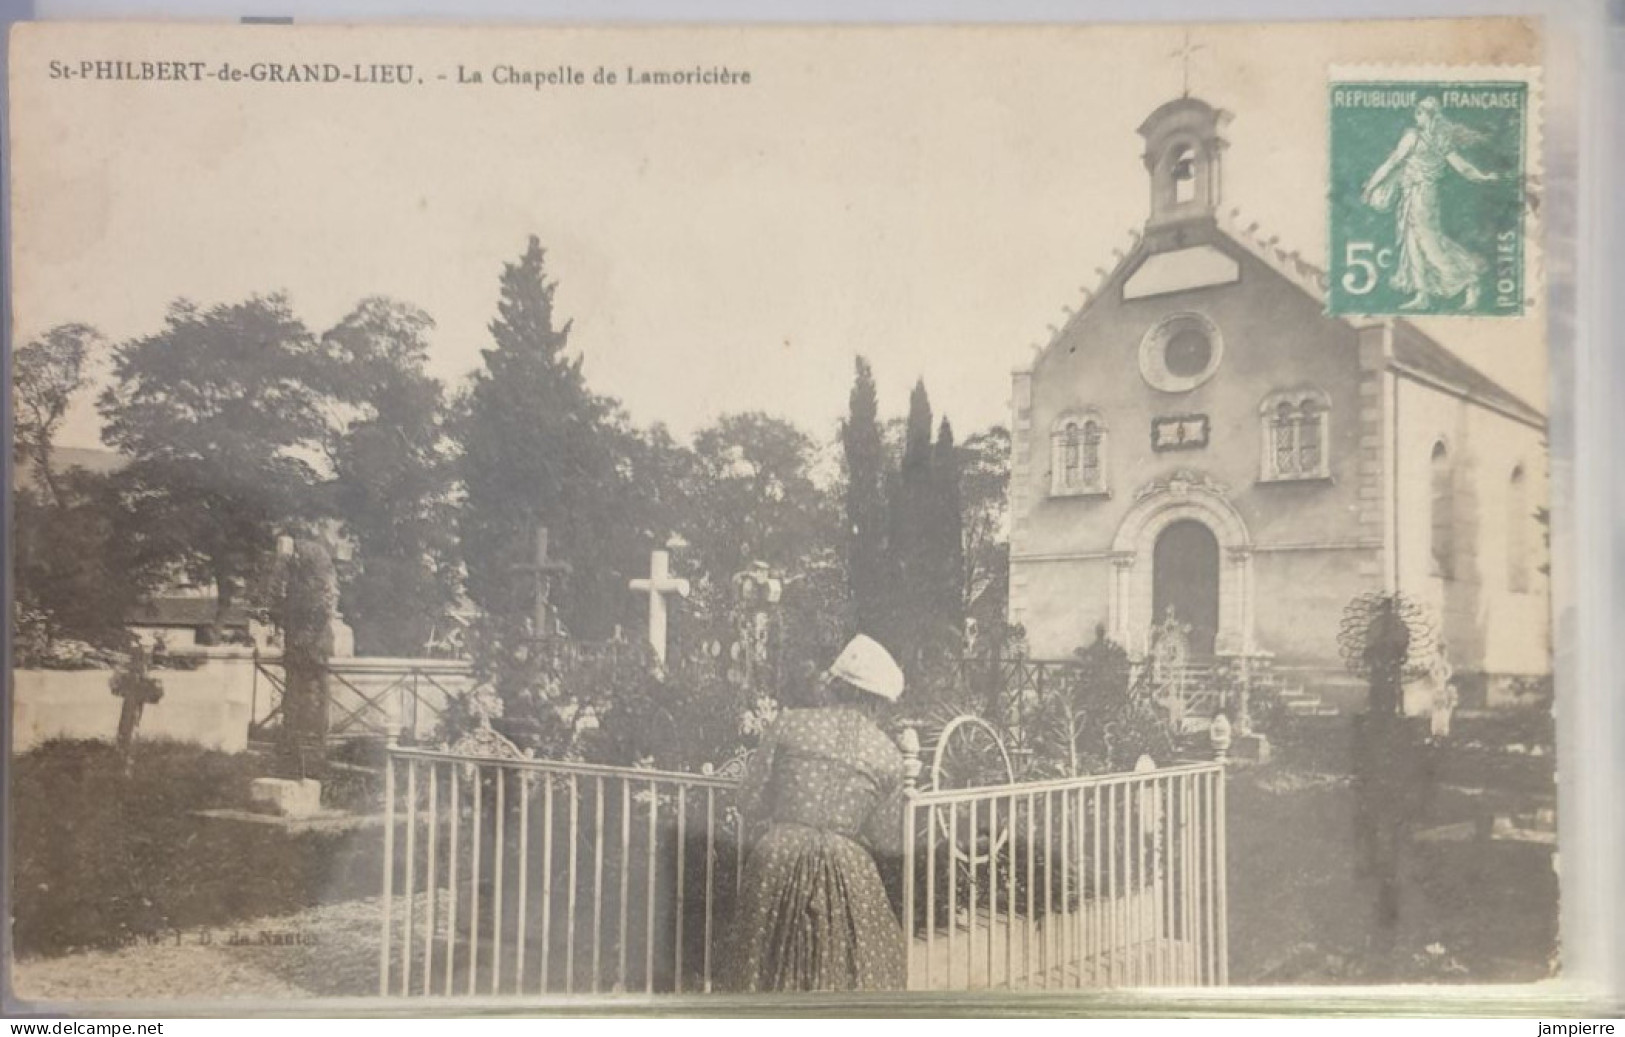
[378, 729, 398, 995]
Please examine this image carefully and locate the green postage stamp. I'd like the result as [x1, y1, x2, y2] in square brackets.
[1328, 74, 1532, 317]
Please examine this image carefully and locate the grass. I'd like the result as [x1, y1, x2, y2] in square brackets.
[10, 728, 1559, 991]
[10, 739, 383, 958]
[1226, 729, 1558, 985]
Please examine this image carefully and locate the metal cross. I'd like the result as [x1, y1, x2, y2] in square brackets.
[1170, 30, 1205, 98]
[513, 525, 571, 639]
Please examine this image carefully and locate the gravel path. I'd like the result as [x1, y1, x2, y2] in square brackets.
[10, 897, 386, 1004]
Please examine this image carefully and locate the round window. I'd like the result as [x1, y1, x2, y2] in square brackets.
[1138, 313, 1223, 393]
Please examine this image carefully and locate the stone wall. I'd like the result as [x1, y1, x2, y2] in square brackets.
[11, 652, 478, 754]
[11, 648, 262, 753]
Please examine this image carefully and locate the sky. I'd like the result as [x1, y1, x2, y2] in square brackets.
[8, 19, 1546, 453]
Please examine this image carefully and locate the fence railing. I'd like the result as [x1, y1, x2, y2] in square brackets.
[377, 745, 744, 997]
[250, 659, 468, 744]
[902, 761, 1226, 991]
[376, 744, 1226, 996]
[952, 656, 1247, 740]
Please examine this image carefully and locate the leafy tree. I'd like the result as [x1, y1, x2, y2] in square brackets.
[12, 323, 103, 507]
[323, 298, 460, 656]
[11, 323, 145, 659]
[672, 412, 846, 704]
[683, 412, 829, 582]
[12, 472, 156, 660]
[958, 426, 1010, 613]
[98, 295, 331, 633]
[840, 357, 890, 646]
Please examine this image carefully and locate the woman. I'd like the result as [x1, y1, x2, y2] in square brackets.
[1361, 96, 1499, 311]
[728, 634, 908, 992]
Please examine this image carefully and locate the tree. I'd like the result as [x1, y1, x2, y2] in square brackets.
[959, 426, 1010, 611]
[98, 295, 330, 634]
[887, 379, 937, 668]
[675, 412, 846, 703]
[840, 357, 889, 645]
[12, 471, 157, 660]
[11, 323, 148, 660]
[12, 323, 103, 507]
[455, 237, 632, 701]
[930, 417, 966, 646]
[684, 413, 830, 581]
[323, 298, 460, 656]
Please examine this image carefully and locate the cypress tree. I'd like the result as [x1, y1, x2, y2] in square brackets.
[840, 357, 890, 646]
[456, 237, 621, 654]
[888, 380, 936, 668]
[931, 417, 966, 651]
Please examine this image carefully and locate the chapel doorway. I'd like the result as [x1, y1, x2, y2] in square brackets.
[1152, 519, 1220, 658]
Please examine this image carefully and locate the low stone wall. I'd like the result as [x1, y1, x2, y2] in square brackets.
[13, 653, 480, 754]
[12, 648, 262, 754]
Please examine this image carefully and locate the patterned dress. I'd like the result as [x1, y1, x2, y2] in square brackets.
[728, 707, 907, 992]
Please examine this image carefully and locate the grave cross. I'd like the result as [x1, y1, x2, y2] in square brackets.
[513, 525, 572, 639]
[629, 547, 690, 664]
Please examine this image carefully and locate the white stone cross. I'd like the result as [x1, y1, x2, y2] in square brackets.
[629, 549, 689, 664]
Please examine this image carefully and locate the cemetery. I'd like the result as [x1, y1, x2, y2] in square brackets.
[8, 234, 1555, 1002]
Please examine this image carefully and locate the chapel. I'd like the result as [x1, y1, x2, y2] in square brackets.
[1007, 95, 1549, 705]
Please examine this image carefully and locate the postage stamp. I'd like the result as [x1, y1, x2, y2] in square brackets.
[1328, 76, 1530, 316]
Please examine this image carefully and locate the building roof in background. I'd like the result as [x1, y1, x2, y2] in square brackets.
[1032, 207, 1547, 431]
[1390, 323, 1546, 428]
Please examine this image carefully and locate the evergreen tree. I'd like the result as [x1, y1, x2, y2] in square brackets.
[324, 298, 460, 656]
[887, 379, 936, 668]
[455, 237, 626, 668]
[931, 417, 966, 649]
[840, 357, 889, 645]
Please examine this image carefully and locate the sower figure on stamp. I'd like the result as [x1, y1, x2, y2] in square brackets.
[1361, 96, 1499, 311]
[726, 634, 909, 992]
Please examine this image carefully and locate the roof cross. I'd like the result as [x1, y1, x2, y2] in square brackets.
[1170, 29, 1205, 98]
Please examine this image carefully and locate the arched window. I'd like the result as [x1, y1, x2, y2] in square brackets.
[1431, 441, 1454, 578]
[1507, 465, 1530, 592]
[1062, 422, 1081, 486]
[1259, 389, 1331, 481]
[1171, 144, 1197, 205]
[1051, 412, 1108, 496]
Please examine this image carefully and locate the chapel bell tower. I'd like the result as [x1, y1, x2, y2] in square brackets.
[1138, 97, 1230, 232]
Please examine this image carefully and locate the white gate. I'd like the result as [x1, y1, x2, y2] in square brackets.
[902, 763, 1227, 990]
[376, 738, 1227, 996]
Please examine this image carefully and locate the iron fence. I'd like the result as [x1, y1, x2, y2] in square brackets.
[902, 761, 1226, 990]
[376, 741, 1226, 996]
[249, 659, 460, 743]
[377, 746, 743, 996]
